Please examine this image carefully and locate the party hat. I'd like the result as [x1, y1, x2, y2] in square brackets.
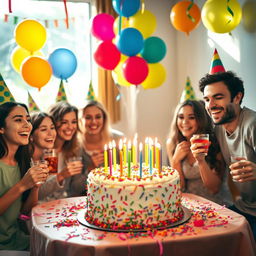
[86, 81, 96, 100]
[56, 80, 67, 102]
[28, 92, 40, 112]
[179, 77, 196, 103]
[209, 48, 226, 74]
[0, 73, 15, 103]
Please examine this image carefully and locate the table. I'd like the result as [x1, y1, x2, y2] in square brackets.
[30, 193, 256, 256]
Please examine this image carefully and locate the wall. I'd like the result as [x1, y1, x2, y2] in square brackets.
[113, 0, 256, 165]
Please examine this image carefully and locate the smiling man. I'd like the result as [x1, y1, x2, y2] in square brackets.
[199, 71, 256, 240]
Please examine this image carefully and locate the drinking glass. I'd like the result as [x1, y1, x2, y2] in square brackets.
[229, 155, 246, 182]
[43, 149, 58, 175]
[30, 159, 48, 184]
[191, 134, 210, 155]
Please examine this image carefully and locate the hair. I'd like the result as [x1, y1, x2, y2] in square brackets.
[48, 101, 80, 159]
[0, 102, 31, 200]
[29, 111, 56, 155]
[199, 71, 244, 104]
[80, 100, 111, 145]
[167, 100, 223, 173]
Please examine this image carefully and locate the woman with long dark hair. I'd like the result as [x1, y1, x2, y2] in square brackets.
[0, 102, 48, 250]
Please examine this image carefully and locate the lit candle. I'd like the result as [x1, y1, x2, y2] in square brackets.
[119, 140, 123, 177]
[159, 143, 162, 174]
[128, 140, 131, 178]
[139, 142, 143, 178]
[109, 142, 113, 176]
[154, 138, 158, 168]
[104, 144, 108, 173]
[149, 138, 153, 175]
[145, 137, 149, 166]
[132, 135, 137, 166]
[123, 138, 127, 166]
[112, 140, 117, 171]
[155, 143, 159, 171]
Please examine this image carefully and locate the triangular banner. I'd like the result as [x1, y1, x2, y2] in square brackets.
[180, 77, 196, 103]
[56, 80, 67, 102]
[28, 92, 40, 112]
[0, 73, 15, 104]
[86, 81, 96, 101]
[209, 48, 226, 74]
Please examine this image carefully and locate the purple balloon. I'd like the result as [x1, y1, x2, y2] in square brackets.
[91, 13, 115, 41]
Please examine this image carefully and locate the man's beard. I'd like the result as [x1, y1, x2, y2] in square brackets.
[212, 104, 237, 125]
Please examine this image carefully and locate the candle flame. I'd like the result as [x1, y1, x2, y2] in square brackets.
[119, 139, 123, 150]
[145, 137, 149, 143]
[128, 140, 131, 149]
[109, 142, 112, 149]
[104, 144, 108, 150]
[112, 140, 116, 148]
[139, 142, 143, 151]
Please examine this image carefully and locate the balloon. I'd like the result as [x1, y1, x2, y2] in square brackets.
[10, 46, 43, 73]
[113, 16, 130, 35]
[117, 28, 144, 56]
[141, 63, 166, 89]
[112, 0, 140, 18]
[21, 57, 52, 90]
[14, 19, 47, 52]
[48, 48, 77, 80]
[170, 1, 201, 35]
[123, 56, 149, 85]
[202, 0, 242, 33]
[112, 55, 131, 87]
[128, 10, 157, 38]
[94, 41, 121, 70]
[140, 37, 166, 63]
[91, 13, 115, 41]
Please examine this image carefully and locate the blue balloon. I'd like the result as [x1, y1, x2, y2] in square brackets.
[48, 48, 77, 80]
[117, 28, 144, 56]
[112, 0, 140, 18]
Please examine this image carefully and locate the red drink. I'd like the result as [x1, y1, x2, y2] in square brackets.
[193, 138, 209, 149]
[44, 156, 58, 174]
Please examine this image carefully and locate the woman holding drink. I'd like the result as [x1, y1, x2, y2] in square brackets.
[38, 102, 84, 201]
[167, 100, 232, 205]
[0, 102, 48, 250]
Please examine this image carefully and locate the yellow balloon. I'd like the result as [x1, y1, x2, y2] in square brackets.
[112, 55, 131, 87]
[114, 16, 130, 35]
[15, 19, 47, 52]
[202, 0, 242, 33]
[141, 63, 166, 89]
[11, 46, 43, 73]
[128, 10, 157, 38]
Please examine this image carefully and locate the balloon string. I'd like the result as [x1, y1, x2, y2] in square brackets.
[186, 0, 195, 23]
[118, 15, 122, 35]
[226, 0, 234, 24]
[63, 0, 69, 29]
[8, 0, 12, 13]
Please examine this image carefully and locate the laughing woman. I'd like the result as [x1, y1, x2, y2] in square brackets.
[0, 102, 48, 250]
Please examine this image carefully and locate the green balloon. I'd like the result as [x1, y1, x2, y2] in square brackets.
[141, 37, 166, 63]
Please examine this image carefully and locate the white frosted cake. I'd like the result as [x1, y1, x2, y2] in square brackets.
[85, 164, 183, 230]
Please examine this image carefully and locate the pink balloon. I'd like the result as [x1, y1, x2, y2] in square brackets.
[94, 41, 121, 70]
[123, 56, 149, 85]
[91, 13, 115, 41]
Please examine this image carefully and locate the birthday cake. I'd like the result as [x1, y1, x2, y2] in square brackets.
[85, 165, 183, 230]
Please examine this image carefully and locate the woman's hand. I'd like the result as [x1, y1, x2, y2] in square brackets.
[173, 141, 191, 163]
[91, 150, 104, 168]
[20, 164, 49, 190]
[57, 160, 83, 183]
[190, 137, 211, 162]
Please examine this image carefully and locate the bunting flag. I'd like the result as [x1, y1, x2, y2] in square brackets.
[0, 73, 15, 104]
[179, 77, 196, 103]
[28, 92, 40, 112]
[56, 80, 67, 102]
[209, 48, 226, 74]
[86, 81, 96, 100]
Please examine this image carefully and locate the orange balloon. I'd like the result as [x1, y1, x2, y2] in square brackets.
[170, 1, 201, 35]
[21, 56, 52, 90]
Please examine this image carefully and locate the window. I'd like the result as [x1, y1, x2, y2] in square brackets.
[0, 0, 91, 110]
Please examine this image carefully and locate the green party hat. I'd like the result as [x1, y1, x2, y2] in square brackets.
[28, 92, 40, 112]
[0, 73, 15, 104]
[86, 81, 96, 100]
[56, 80, 67, 102]
[179, 77, 196, 103]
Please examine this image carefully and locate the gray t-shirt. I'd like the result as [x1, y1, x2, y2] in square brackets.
[215, 107, 256, 216]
